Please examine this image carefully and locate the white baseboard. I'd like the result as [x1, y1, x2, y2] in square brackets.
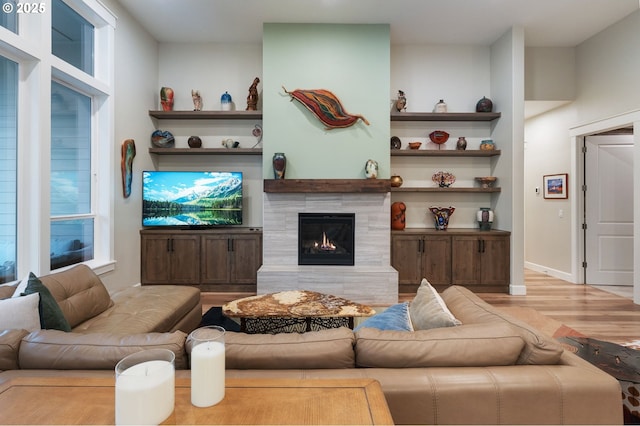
[524, 261, 577, 284]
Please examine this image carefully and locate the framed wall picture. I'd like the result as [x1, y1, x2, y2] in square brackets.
[543, 173, 568, 199]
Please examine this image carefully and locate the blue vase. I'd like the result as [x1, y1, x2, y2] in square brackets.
[221, 91, 232, 111]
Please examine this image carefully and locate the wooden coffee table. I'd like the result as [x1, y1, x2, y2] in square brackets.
[0, 375, 393, 425]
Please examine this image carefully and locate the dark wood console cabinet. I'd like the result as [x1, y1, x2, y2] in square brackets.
[141, 228, 262, 292]
[392, 228, 510, 293]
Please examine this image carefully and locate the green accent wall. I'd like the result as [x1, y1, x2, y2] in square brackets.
[263, 23, 390, 179]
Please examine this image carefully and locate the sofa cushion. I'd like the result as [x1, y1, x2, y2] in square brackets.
[441, 285, 564, 365]
[223, 328, 356, 369]
[0, 329, 29, 370]
[410, 278, 461, 330]
[354, 302, 413, 332]
[38, 265, 113, 328]
[18, 330, 188, 369]
[73, 285, 201, 334]
[355, 322, 525, 368]
[0, 293, 41, 332]
[22, 274, 71, 332]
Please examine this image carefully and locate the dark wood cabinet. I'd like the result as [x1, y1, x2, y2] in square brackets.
[140, 233, 201, 285]
[391, 229, 510, 293]
[392, 233, 451, 293]
[201, 232, 262, 290]
[140, 228, 262, 291]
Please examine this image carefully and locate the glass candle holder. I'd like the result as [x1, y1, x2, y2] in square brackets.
[115, 348, 175, 425]
[189, 325, 226, 407]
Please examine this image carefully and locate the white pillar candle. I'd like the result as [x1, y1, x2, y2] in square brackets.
[191, 340, 225, 407]
[115, 359, 175, 425]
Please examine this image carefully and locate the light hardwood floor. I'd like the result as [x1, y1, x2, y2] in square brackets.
[201, 269, 640, 345]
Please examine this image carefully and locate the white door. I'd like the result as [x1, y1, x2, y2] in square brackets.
[584, 135, 634, 285]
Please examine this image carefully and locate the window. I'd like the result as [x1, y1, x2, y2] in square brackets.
[0, 1, 114, 280]
[52, 0, 94, 75]
[0, 1, 17, 33]
[0, 56, 17, 283]
[50, 81, 94, 270]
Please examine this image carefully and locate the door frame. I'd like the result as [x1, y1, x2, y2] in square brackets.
[569, 109, 640, 304]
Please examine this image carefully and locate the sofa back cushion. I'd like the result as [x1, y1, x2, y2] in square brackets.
[355, 322, 524, 368]
[38, 265, 113, 328]
[19, 330, 188, 369]
[441, 285, 564, 365]
[223, 328, 355, 369]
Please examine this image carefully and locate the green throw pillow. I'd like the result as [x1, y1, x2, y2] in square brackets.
[22, 272, 71, 332]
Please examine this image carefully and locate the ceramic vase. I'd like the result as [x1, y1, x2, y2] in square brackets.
[475, 96, 493, 112]
[477, 207, 494, 231]
[272, 152, 286, 179]
[188, 136, 202, 148]
[429, 206, 455, 231]
[390, 175, 403, 187]
[160, 87, 174, 111]
[365, 159, 378, 179]
[391, 202, 406, 230]
[480, 139, 496, 150]
[221, 91, 232, 111]
[456, 137, 467, 150]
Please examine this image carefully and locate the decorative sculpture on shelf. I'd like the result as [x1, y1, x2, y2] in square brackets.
[192, 90, 202, 111]
[160, 87, 174, 111]
[394, 90, 406, 112]
[364, 159, 378, 179]
[120, 139, 136, 198]
[246, 77, 260, 111]
[429, 206, 455, 231]
[282, 86, 369, 129]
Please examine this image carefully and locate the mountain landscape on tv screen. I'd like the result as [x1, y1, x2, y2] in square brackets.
[142, 171, 242, 226]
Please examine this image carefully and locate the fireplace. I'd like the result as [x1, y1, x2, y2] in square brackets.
[298, 213, 355, 265]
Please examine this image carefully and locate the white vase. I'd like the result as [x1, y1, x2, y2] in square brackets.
[477, 207, 494, 231]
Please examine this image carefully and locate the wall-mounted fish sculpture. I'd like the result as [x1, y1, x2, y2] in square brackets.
[283, 86, 369, 129]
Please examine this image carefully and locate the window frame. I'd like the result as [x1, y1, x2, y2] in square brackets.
[0, 0, 115, 280]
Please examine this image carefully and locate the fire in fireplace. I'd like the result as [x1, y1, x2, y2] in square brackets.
[298, 213, 355, 265]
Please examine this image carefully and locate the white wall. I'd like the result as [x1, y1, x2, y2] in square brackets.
[98, 0, 159, 293]
[524, 10, 640, 303]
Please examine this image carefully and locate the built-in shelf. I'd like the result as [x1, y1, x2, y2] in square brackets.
[391, 149, 501, 157]
[264, 179, 391, 193]
[391, 187, 501, 193]
[149, 148, 262, 155]
[149, 110, 262, 120]
[390, 112, 501, 122]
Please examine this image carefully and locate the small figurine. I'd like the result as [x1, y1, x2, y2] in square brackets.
[394, 90, 407, 112]
[191, 90, 202, 111]
[246, 77, 260, 111]
[160, 87, 174, 111]
[365, 159, 379, 179]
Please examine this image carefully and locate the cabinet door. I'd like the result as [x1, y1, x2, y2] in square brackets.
[229, 234, 262, 285]
[451, 236, 482, 285]
[391, 234, 423, 286]
[141, 235, 172, 284]
[201, 235, 231, 284]
[169, 235, 201, 284]
[479, 235, 510, 285]
[422, 235, 451, 286]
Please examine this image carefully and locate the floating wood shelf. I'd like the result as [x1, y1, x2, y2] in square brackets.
[390, 112, 501, 122]
[264, 179, 391, 193]
[391, 149, 501, 157]
[149, 110, 262, 120]
[391, 187, 501, 193]
[149, 148, 262, 155]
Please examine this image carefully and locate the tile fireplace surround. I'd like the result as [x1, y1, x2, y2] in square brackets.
[258, 182, 399, 305]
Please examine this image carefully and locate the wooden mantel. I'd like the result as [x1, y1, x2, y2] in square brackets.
[263, 179, 391, 193]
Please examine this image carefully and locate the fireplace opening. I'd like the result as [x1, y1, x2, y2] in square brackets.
[298, 213, 355, 265]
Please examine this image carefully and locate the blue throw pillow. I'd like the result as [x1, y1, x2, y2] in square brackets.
[354, 302, 413, 332]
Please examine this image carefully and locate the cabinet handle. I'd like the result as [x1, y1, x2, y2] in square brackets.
[167, 238, 174, 252]
[478, 240, 482, 253]
[228, 238, 234, 252]
[419, 239, 424, 253]
[480, 240, 486, 253]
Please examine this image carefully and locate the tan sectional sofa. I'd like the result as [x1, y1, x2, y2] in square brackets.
[0, 271, 623, 425]
[0, 265, 201, 369]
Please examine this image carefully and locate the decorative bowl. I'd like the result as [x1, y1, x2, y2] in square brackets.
[408, 142, 422, 150]
[428, 130, 450, 145]
[390, 175, 404, 187]
[432, 171, 456, 188]
[150, 130, 175, 148]
[475, 176, 497, 188]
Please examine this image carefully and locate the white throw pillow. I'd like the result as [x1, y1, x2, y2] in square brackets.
[11, 274, 31, 298]
[0, 292, 42, 331]
[410, 278, 461, 330]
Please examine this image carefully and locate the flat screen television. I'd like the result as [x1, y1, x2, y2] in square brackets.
[142, 171, 243, 227]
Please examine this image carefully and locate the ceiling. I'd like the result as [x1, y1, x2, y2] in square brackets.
[116, 0, 638, 47]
